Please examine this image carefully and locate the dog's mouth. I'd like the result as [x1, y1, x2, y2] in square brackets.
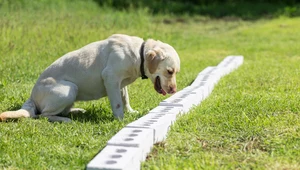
[154, 76, 166, 96]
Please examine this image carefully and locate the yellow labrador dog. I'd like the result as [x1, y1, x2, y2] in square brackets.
[0, 34, 180, 122]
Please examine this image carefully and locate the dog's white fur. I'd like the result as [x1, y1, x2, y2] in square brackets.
[0, 34, 180, 122]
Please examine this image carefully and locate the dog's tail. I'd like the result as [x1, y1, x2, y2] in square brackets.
[0, 99, 37, 121]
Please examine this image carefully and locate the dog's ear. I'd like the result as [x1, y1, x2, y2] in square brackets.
[146, 50, 162, 74]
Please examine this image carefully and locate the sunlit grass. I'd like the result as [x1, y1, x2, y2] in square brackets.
[0, 0, 299, 169]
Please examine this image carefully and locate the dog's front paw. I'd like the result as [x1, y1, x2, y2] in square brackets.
[70, 108, 86, 114]
[125, 107, 139, 114]
[113, 109, 124, 120]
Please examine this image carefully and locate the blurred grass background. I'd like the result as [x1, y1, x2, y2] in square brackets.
[1, 0, 300, 19]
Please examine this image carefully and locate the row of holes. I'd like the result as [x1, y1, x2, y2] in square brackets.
[105, 113, 165, 165]
[219, 57, 236, 67]
[106, 129, 143, 164]
[103, 60, 238, 166]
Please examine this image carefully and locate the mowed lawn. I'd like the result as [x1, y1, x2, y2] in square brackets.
[0, 1, 299, 169]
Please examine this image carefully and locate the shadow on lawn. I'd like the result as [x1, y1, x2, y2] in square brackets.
[2, 104, 115, 123]
[93, 0, 300, 20]
[70, 109, 115, 123]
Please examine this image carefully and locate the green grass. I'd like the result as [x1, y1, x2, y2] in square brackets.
[0, 0, 300, 169]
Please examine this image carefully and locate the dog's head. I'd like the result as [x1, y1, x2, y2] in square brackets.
[144, 39, 180, 95]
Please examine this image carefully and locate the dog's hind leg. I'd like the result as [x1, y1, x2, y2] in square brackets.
[32, 78, 78, 122]
[0, 99, 37, 121]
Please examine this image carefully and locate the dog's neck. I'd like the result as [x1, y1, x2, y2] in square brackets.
[139, 41, 148, 79]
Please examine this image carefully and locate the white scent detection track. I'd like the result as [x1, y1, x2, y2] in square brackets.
[86, 56, 244, 170]
[148, 105, 183, 115]
[217, 55, 244, 75]
[87, 145, 141, 170]
[126, 111, 177, 143]
[193, 66, 223, 86]
[107, 127, 154, 161]
[159, 88, 199, 113]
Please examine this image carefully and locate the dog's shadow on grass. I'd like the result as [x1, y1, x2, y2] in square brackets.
[3, 105, 115, 123]
[69, 106, 116, 123]
[69, 110, 115, 124]
[4, 104, 22, 111]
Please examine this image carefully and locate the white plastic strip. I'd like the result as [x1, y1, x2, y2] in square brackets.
[86, 56, 243, 170]
[87, 145, 141, 170]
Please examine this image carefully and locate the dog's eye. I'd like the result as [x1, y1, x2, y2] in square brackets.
[167, 70, 174, 75]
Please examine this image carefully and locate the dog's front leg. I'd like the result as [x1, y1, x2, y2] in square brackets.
[102, 70, 124, 119]
[121, 86, 138, 113]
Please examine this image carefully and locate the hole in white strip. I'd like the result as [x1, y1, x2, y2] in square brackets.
[116, 149, 127, 153]
[129, 134, 138, 137]
[132, 130, 142, 133]
[106, 160, 117, 164]
[124, 138, 134, 141]
[111, 154, 122, 159]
